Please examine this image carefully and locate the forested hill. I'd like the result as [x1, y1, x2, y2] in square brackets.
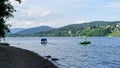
[9, 21, 120, 37]
[15, 26, 54, 35]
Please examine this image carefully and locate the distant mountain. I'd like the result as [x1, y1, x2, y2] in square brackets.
[32, 21, 120, 37]
[9, 21, 120, 37]
[15, 26, 55, 35]
[10, 28, 26, 34]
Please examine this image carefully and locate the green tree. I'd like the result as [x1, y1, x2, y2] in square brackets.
[0, 0, 21, 40]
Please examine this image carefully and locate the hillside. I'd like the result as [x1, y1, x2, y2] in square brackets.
[9, 21, 120, 37]
[107, 31, 120, 36]
[15, 26, 54, 35]
[10, 28, 26, 34]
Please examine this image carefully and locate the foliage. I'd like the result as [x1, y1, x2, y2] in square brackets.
[107, 31, 120, 36]
[0, 0, 21, 39]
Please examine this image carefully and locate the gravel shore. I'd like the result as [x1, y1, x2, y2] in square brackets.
[0, 45, 57, 68]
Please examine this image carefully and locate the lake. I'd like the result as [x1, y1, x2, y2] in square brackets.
[4, 37, 120, 68]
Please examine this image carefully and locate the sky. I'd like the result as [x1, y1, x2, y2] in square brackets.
[8, 0, 120, 28]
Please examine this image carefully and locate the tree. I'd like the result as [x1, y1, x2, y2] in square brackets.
[0, 0, 21, 41]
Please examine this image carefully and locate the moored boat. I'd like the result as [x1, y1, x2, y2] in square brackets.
[41, 38, 48, 44]
[80, 41, 91, 44]
[78, 36, 91, 45]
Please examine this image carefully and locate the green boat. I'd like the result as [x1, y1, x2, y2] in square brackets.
[78, 36, 91, 45]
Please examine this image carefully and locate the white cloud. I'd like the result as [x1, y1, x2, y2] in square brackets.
[75, 20, 87, 24]
[40, 11, 51, 17]
[20, 7, 52, 19]
[8, 20, 36, 28]
[8, 0, 120, 28]
[105, 2, 120, 9]
[8, 15, 79, 28]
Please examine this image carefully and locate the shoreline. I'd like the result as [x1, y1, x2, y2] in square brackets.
[0, 44, 57, 68]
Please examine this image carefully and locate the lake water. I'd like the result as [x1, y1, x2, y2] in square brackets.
[4, 37, 120, 68]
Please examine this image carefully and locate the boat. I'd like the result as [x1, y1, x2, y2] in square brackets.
[80, 41, 91, 44]
[78, 36, 91, 45]
[41, 38, 48, 44]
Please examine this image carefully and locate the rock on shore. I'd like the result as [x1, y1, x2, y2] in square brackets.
[0, 45, 57, 68]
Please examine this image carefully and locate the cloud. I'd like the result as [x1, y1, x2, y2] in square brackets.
[105, 2, 120, 9]
[8, 5, 94, 28]
[8, 6, 63, 28]
[9, 0, 27, 3]
[19, 7, 52, 19]
[40, 11, 51, 17]
[75, 20, 87, 24]
[8, 0, 120, 28]
[8, 13, 78, 28]
[8, 20, 37, 28]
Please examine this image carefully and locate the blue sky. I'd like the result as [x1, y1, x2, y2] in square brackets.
[8, 0, 120, 28]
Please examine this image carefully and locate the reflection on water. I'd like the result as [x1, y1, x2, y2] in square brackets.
[6, 37, 120, 68]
